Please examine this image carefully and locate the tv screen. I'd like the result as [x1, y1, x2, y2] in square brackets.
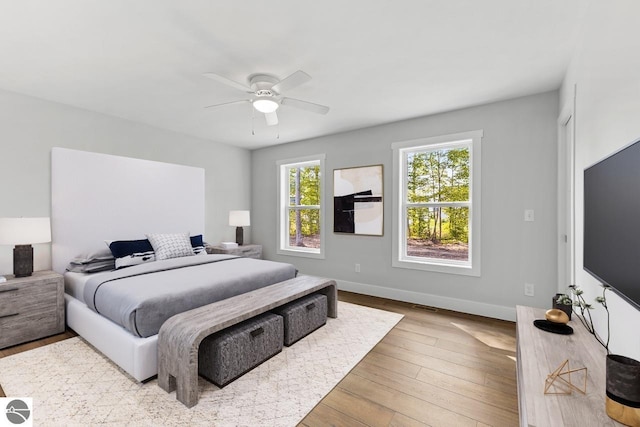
[584, 137, 640, 310]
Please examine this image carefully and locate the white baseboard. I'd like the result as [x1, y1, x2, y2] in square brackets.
[337, 279, 516, 322]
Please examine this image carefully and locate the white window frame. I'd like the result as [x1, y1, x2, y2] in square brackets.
[391, 130, 482, 276]
[277, 154, 325, 259]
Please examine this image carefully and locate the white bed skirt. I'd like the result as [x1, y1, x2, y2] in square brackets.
[65, 294, 158, 382]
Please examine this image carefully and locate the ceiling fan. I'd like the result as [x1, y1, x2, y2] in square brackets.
[203, 70, 330, 126]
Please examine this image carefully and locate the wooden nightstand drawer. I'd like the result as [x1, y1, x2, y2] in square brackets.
[234, 246, 262, 258]
[0, 271, 64, 349]
[0, 279, 58, 317]
[206, 244, 262, 259]
[0, 307, 60, 349]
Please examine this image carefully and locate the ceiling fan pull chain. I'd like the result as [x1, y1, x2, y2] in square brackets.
[277, 122, 280, 139]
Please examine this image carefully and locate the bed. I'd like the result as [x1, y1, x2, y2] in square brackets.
[51, 148, 294, 381]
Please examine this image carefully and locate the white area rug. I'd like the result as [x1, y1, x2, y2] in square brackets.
[0, 301, 402, 426]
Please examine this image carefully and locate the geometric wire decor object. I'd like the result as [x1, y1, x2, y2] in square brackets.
[544, 359, 588, 395]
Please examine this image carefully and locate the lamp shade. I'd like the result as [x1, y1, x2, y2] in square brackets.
[229, 210, 250, 227]
[0, 218, 52, 245]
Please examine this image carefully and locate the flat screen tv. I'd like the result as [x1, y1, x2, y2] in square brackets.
[584, 137, 640, 310]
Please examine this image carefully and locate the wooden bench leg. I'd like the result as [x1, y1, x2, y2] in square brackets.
[323, 282, 338, 318]
[176, 365, 200, 408]
[158, 353, 176, 393]
[158, 370, 175, 393]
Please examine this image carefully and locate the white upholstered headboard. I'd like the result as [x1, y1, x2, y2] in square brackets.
[51, 148, 205, 274]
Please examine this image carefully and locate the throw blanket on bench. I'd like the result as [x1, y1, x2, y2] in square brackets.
[84, 255, 297, 337]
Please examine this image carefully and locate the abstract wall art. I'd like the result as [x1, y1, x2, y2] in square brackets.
[333, 164, 383, 236]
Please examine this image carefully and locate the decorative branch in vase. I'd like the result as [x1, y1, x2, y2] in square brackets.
[564, 284, 611, 353]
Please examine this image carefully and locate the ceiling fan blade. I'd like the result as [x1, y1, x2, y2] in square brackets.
[265, 111, 278, 126]
[281, 97, 330, 115]
[272, 70, 311, 94]
[203, 73, 252, 93]
[204, 99, 251, 109]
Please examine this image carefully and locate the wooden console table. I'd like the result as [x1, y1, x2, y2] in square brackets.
[158, 275, 337, 408]
[516, 305, 623, 426]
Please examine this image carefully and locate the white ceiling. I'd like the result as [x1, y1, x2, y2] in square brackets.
[0, 1, 588, 149]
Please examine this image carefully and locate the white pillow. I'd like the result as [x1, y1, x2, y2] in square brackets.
[146, 233, 195, 260]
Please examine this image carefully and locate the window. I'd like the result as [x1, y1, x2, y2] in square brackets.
[277, 155, 325, 258]
[392, 130, 482, 276]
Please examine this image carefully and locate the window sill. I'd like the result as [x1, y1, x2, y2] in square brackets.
[392, 258, 480, 277]
[277, 248, 325, 259]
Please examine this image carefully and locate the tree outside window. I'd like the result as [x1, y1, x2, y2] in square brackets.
[288, 164, 320, 249]
[392, 130, 481, 276]
[405, 146, 470, 261]
[278, 155, 325, 258]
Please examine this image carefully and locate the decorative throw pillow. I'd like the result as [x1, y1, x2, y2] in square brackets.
[106, 239, 156, 269]
[190, 234, 207, 255]
[146, 233, 195, 260]
[115, 250, 156, 269]
[67, 259, 116, 273]
[66, 248, 116, 273]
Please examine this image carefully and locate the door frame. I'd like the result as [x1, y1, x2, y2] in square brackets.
[557, 86, 576, 293]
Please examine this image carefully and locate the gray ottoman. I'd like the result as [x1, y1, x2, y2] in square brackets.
[198, 313, 283, 387]
[274, 293, 327, 346]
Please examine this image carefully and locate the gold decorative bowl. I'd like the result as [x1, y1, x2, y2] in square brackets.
[545, 308, 570, 324]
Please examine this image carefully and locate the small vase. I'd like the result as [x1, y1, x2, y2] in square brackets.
[606, 354, 640, 426]
[552, 293, 572, 320]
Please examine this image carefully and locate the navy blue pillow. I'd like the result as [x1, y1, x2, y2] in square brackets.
[190, 235, 204, 247]
[108, 239, 154, 258]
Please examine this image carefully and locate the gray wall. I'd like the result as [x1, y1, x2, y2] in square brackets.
[560, 1, 640, 360]
[0, 89, 251, 275]
[252, 91, 559, 320]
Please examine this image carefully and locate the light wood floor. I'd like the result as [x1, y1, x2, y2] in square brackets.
[0, 291, 518, 426]
[300, 292, 519, 427]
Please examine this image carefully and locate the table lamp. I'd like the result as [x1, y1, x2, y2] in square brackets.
[0, 217, 51, 277]
[229, 210, 250, 246]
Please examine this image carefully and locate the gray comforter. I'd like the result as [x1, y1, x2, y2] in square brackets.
[84, 254, 297, 337]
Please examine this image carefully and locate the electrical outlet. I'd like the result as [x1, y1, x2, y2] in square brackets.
[355, 263, 361, 273]
[524, 209, 535, 222]
[524, 283, 535, 297]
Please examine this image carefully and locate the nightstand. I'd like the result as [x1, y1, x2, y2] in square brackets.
[206, 244, 262, 259]
[0, 270, 65, 349]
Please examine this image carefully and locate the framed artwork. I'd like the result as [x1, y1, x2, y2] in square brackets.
[333, 164, 383, 236]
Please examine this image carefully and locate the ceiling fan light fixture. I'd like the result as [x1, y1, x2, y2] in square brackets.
[253, 98, 279, 113]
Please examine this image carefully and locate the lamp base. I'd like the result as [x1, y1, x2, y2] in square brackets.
[14, 244, 34, 277]
[235, 227, 244, 246]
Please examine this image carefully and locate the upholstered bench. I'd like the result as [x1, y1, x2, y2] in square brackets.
[158, 275, 337, 408]
[274, 293, 327, 346]
[198, 313, 283, 387]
